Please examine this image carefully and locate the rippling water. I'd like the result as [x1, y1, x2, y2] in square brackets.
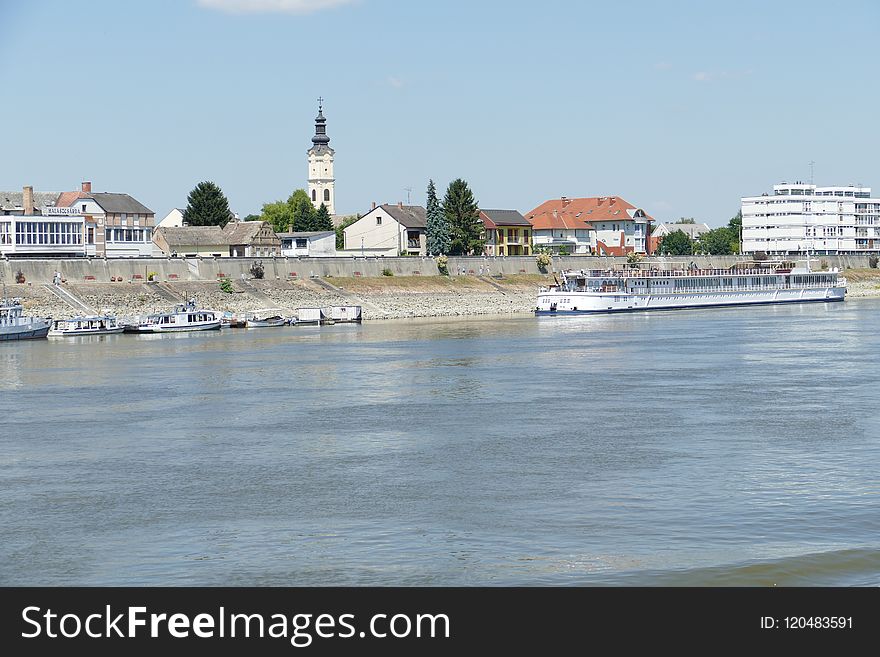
[2, 299, 879, 585]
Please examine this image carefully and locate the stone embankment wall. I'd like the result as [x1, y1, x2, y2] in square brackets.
[2, 254, 875, 286]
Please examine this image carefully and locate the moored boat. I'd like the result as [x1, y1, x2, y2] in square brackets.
[0, 296, 50, 340]
[48, 315, 124, 337]
[131, 299, 221, 332]
[245, 309, 287, 328]
[536, 260, 846, 315]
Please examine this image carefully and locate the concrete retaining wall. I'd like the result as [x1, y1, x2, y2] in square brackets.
[2, 254, 875, 285]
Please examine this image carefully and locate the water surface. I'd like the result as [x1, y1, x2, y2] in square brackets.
[2, 300, 879, 585]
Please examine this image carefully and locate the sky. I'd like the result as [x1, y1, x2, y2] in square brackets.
[1, 0, 878, 226]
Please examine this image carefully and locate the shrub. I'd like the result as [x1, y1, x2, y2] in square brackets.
[436, 254, 449, 276]
[753, 251, 769, 261]
[219, 278, 234, 293]
[626, 252, 643, 267]
[250, 260, 265, 279]
[14, 270, 25, 284]
[147, 271, 158, 281]
[869, 255, 878, 269]
[558, 246, 570, 256]
[381, 267, 394, 277]
[820, 259, 829, 271]
[536, 251, 552, 272]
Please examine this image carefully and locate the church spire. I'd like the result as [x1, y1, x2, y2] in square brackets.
[311, 97, 330, 148]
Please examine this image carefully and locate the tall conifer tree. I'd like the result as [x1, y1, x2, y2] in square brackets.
[183, 181, 233, 227]
[426, 179, 450, 255]
[443, 178, 483, 255]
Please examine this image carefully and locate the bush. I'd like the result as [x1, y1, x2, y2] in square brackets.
[147, 271, 158, 281]
[536, 251, 552, 272]
[435, 254, 449, 276]
[381, 267, 394, 277]
[626, 252, 643, 267]
[753, 251, 769, 261]
[219, 278, 234, 293]
[14, 270, 25, 284]
[250, 260, 265, 279]
[869, 255, 878, 269]
[558, 246, 570, 256]
[820, 259, 829, 271]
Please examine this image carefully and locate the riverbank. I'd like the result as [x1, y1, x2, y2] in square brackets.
[8, 274, 550, 320]
[8, 270, 880, 321]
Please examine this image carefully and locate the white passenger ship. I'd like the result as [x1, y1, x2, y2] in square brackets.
[49, 315, 124, 337]
[129, 299, 221, 332]
[536, 261, 846, 315]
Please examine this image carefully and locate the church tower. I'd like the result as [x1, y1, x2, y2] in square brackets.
[307, 98, 335, 215]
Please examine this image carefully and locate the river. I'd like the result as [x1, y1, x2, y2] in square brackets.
[2, 299, 879, 585]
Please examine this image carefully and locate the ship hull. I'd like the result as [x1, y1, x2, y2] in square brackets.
[536, 287, 846, 315]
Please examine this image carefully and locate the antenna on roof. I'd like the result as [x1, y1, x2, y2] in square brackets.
[404, 187, 412, 205]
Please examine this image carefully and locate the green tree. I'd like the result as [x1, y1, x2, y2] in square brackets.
[313, 203, 333, 232]
[183, 181, 233, 227]
[442, 178, 483, 255]
[659, 229, 693, 255]
[675, 217, 696, 224]
[243, 213, 261, 222]
[290, 189, 316, 231]
[697, 227, 736, 255]
[426, 179, 450, 255]
[335, 214, 359, 250]
[260, 201, 295, 233]
[728, 211, 742, 254]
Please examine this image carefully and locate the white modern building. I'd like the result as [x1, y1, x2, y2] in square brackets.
[278, 231, 337, 257]
[742, 183, 880, 255]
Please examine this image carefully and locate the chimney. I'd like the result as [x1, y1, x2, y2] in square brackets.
[561, 196, 571, 208]
[371, 201, 376, 210]
[552, 209, 558, 219]
[81, 181, 92, 193]
[397, 201, 403, 209]
[22, 186, 34, 216]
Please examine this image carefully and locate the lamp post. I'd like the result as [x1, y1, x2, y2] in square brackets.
[361, 236, 364, 258]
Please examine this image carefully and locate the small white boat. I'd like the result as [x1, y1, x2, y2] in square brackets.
[132, 299, 221, 333]
[245, 309, 287, 328]
[49, 315, 124, 337]
[1, 296, 50, 340]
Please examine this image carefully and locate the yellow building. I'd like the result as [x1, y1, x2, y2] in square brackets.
[480, 209, 532, 256]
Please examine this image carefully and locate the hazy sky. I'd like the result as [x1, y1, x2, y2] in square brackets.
[2, 0, 878, 225]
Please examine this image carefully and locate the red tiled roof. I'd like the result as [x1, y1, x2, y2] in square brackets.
[56, 191, 87, 207]
[525, 196, 653, 230]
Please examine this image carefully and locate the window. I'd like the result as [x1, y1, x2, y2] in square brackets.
[324, 189, 330, 202]
[296, 238, 307, 248]
[376, 216, 382, 225]
[81, 204, 87, 212]
[312, 189, 317, 202]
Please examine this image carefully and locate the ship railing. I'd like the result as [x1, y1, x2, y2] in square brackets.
[563, 268, 835, 279]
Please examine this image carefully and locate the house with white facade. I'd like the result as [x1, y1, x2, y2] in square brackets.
[526, 196, 652, 255]
[278, 231, 337, 257]
[55, 182, 156, 257]
[158, 208, 184, 228]
[343, 203, 426, 256]
[742, 182, 880, 255]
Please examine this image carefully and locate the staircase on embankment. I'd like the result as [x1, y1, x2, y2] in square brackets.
[43, 284, 96, 315]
